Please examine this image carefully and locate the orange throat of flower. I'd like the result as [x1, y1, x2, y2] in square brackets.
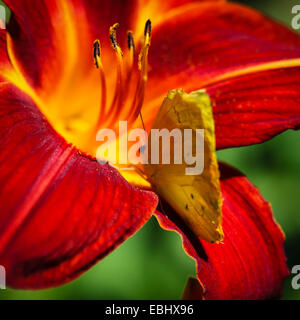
[3, 18, 153, 187]
[4, 19, 152, 162]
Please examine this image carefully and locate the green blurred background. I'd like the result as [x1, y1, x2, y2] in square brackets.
[0, 0, 299, 300]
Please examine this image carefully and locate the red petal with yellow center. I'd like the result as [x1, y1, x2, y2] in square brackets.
[0, 84, 158, 289]
[144, 2, 300, 148]
[155, 163, 289, 300]
[2, 0, 224, 88]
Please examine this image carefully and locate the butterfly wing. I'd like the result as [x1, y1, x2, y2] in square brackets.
[143, 89, 223, 243]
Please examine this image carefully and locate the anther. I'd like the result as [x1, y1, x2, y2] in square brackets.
[109, 23, 123, 56]
[127, 31, 135, 54]
[93, 40, 107, 129]
[109, 23, 119, 48]
[129, 19, 152, 124]
[93, 40, 101, 68]
[144, 19, 152, 38]
[107, 23, 125, 126]
[125, 31, 135, 92]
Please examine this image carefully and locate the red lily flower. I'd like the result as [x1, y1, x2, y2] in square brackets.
[0, 0, 299, 299]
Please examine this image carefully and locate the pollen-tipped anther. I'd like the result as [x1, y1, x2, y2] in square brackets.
[127, 31, 135, 54]
[144, 19, 152, 38]
[109, 23, 123, 57]
[93, 40, 101, 68]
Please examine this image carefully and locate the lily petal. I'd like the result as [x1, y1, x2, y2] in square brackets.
[208, 67, 300, 149]
[0, 83, 158, 289]
[3, 0, 58, 87]
[134, 0, 225, 36]
[182, 277, 205, 300]
[0, 29, 10, 82]
[155, 162, 289, 300]
[2, 0, 224, 88]
[2, 0, 138, 87]
[144, 2, 300, 147]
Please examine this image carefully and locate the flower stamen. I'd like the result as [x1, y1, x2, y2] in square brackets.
[93, 40, 107, 129]
[126, 31, 135, 83]
[129, 19, 151, 125]
[93, 20, 152, 132]
[144, 19, 152, 46]
[122, 31, 135, 109]
[107, 23, 125, 127]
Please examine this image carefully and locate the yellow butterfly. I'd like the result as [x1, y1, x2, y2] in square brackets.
[141, 89, 223, 243]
